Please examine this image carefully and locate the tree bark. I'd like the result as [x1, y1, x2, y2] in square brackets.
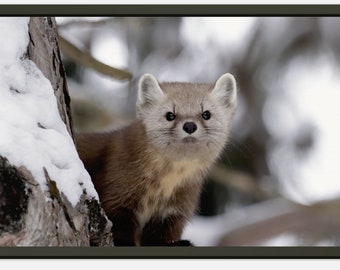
[0, 17, 112, 246]
[27, 17, 74, 137]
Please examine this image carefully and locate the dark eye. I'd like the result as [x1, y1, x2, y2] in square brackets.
[166, 112, 176, 121]
[202, 110, 211, 120]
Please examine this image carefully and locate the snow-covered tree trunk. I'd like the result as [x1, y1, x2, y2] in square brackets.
[0, 17, 112, 246]
[27, 17, 74, 137]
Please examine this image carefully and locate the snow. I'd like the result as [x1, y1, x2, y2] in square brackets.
[183, 198, 298, 246]
[264, 54, 340, 204]
[0, 17, 98, 206]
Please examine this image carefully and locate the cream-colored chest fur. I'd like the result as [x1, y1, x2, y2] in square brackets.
[136, 159, 204, 227]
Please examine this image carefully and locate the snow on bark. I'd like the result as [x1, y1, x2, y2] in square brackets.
[0, 17, 97, 206]
[0, 17, 112, 246]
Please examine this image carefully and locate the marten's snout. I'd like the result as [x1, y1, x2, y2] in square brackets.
[183, 122, 197, 134]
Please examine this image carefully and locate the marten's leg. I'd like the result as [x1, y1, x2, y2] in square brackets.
[140, 215, 192, 246]
[109, 208, 140, 246]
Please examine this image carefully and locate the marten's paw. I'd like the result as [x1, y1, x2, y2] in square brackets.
[168, 240, 193, 246]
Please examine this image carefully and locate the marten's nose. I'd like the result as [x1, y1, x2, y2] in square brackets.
[183, 122, 197, 134]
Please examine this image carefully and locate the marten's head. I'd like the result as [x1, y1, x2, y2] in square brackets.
[136, 73, 237, 162]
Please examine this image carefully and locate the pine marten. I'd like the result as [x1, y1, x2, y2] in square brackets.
[75, 73, 237, 246]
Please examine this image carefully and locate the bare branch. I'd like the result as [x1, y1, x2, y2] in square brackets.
[209, 165, 270, 200]
[218, 198, 340, 246]
[57, 18, 117, 29]
[58, 34, 132, 81]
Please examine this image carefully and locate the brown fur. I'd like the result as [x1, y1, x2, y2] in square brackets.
[75, 73, 237, 246]
[76, 121, 205, 246]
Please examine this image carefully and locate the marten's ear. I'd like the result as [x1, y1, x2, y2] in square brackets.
[137, 74, 165, 107]
[211, 73, 237, 108]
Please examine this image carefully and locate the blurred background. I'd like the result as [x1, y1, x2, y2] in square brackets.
[56, 17, 340, 246]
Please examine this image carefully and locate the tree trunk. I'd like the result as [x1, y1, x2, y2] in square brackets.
[27, 17, 74, 137]
[0, 17, 112, 246]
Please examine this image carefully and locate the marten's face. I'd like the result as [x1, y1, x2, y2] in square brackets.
[136, 74, 237, 161]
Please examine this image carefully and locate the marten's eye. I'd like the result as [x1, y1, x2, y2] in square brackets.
[166, 112, 176, 121]
[202, 110, 211, 120]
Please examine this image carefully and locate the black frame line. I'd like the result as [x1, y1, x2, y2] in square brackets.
[0, 4, 340, 259]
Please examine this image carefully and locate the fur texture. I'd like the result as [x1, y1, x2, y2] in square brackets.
[75, 73, 237, 246]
